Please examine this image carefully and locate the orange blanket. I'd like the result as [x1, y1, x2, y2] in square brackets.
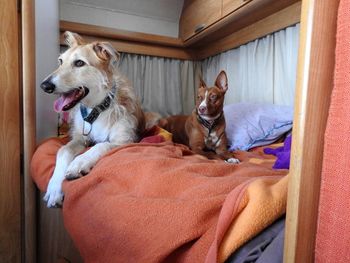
[31, 139, 288, 263]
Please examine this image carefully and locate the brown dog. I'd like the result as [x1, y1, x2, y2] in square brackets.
[159, 71, 239, 163]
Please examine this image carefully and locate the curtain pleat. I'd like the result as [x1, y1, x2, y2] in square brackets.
[59, 25, 299, 117]
[118, 53, 197, 116]
[201, 24, 300, 106]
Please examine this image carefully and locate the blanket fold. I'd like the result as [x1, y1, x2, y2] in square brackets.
[31, 137, 288, 263]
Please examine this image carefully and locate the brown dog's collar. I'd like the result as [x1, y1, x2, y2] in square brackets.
[196, 111, 223, 135]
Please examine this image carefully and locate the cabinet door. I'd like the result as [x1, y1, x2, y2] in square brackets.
[180, 0, 222, 41]
[222, 0, 252, 17]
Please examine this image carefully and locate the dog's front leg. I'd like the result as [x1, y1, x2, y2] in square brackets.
[189, 139, 220, 160]
[65, 141, 116, 180]
[215, 138, 240, 164]
[217, 150, 240, 164]
[44, 139, 85, 208]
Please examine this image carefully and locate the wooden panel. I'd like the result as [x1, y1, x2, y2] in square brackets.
[179, 0, 222, 40]
[222, 0, 252, 17]
[22, 0, 37, 262]
[59, 22, 193, 60]
[60, 20, 183, 48]
[184, 0, 299, 47]
[284, 0, 340, 262]
[0, 1, 21, 262]
[59, 33, 195, 60]
[39, 197, 83, 263]
[195, 1, 301, 59]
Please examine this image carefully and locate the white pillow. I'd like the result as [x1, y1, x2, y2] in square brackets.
[224, 103, 293, 151]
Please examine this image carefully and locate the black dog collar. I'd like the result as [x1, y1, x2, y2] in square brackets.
[80, 84, 117, 125]
[196, 111, 223, 135]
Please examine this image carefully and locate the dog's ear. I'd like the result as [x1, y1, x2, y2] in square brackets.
[199, 77, 207, 89]
[93, 42, 120, 64]
[64, 31, 85, 47]
[215, 71, 228, 92]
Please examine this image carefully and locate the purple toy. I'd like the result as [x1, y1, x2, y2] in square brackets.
[263, 135, 292, 169]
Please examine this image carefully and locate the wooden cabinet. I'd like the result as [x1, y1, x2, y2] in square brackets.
[222, 0, 252, 17]
[179, 0, 300, 45]
[179, 0, 252, 41]
[179, 0, 222, 41]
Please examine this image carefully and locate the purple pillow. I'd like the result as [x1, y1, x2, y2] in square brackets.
[224, 103, 293, 151]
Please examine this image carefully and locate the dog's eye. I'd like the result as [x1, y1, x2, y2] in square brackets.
[74, 60, 86, 67]
[197, 95, 203, 101]
[58, 58, 63, 66]
[210, 94, 217, 101]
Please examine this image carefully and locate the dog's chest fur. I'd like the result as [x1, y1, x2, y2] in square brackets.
[188, 113, 226, 150]
[204, 131, 221, 149]
[71, 106, 116, 143]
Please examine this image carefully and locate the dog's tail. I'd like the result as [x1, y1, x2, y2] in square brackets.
[144, 111, 163, 129]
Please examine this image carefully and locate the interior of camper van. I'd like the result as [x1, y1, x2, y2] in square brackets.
[1, 0, 348, 262]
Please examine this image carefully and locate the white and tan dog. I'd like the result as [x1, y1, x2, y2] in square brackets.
[41, 31, 145, 208]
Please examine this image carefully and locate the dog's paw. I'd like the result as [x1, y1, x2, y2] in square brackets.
[44, 181, 64, 208]
[65, 155, 93, 180]
[226, 158, 240, 164]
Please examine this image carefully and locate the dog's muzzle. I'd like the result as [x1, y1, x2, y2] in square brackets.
[41, 78, 56, 93]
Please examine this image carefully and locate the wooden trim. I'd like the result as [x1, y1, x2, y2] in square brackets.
[195, 1, 301, 59]
[60, 20, 183, 48]
[60, 21, 193, 59]
[22, 0, 36, 262]
[59, 34, 195, 60]
[284, 0, 339, 262]
[38, 196, 83, 263]
[0, 1, 21, 262]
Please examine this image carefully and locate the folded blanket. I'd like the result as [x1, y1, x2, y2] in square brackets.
[31, 138, 288, 263]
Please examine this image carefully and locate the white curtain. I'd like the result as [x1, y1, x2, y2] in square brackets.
[118, 54, 200, 116]
[201, 24, 300, 106]
[59, 24, 299, 117]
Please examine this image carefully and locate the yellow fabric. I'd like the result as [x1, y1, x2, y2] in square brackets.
[218, 174, 288, 262]
[158, 126, 173, 142]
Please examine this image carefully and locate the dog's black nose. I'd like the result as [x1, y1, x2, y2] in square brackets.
[199, 106, 207, 114]
[41, 79, 56, 93]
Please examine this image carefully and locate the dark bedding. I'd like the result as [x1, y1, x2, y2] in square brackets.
[226, 217, 285, 263]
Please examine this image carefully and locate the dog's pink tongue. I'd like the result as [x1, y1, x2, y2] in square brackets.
[53, 91, 79, 112]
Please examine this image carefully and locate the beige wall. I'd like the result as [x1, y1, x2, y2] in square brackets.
[59, 0, 183, 37]
[35, 0, 60, 143]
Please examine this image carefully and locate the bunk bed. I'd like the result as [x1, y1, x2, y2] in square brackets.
[15, 0, 340, 262]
